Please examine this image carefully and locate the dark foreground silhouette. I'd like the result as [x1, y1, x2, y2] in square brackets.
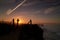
[0, 22, 44, 40]
[19, 24, 44, 40]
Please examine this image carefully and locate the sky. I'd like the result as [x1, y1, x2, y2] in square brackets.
[0, 0, 60, 24]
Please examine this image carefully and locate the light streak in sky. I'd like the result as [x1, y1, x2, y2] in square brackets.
[7, 0, 26, 15]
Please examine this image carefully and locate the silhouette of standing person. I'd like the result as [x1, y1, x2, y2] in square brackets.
[16, 19, 19, 29]
[12, 18, 14, 26]
[28, 19, 32, 24]
[12, 18, 15, 32]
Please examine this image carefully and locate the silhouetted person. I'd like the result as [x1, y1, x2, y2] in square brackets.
[12, 18, 14, 26]
[17, 19, 19, 28]
[12, 18, 15, 32]
[28, 19, 32, 24]
[18, 24, 44, 40]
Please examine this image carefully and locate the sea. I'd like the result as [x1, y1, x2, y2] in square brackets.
[40, 24, 60, 40]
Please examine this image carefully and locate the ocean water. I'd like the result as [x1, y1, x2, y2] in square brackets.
[40, 24, 60, 40]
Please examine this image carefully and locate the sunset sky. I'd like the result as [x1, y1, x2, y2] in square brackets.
[0, 0, 60, 24]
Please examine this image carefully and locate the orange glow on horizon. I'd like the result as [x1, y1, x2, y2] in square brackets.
[15, 19, 24, 24]
[0, 16, 60, 24]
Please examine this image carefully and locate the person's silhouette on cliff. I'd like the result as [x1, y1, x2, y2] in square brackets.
[16, 19, 19, 29]
[28, 19, 32, 24]
[12, 18, 14, 26]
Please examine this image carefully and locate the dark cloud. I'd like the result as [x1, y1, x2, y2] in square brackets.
[0, 0, 60, 7]
[0, 0, 60, 15]
[30, 0, 60, 6]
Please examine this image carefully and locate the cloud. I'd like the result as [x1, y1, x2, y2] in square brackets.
[22, 0, 60, 7]
[22, 2, 35, 7]
[0, 0, 16, 4]
[6, 9, 12, 15]
[44, 8, 54, 14]
[6, 0, 26, 15]
[29, 7, 55, 15]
